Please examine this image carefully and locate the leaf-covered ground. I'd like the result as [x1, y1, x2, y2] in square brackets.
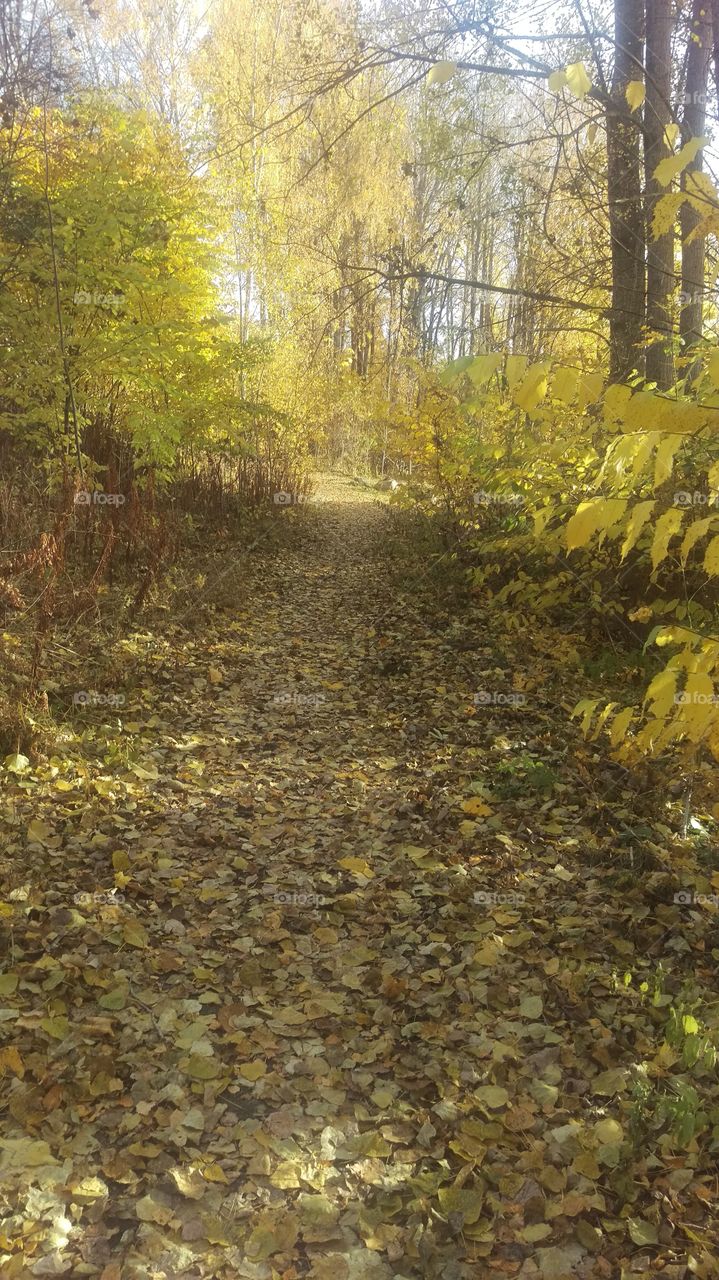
[1, 475, 718, 1280]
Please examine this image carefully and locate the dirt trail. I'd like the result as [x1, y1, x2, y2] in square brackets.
[1, 474, 713, 1279]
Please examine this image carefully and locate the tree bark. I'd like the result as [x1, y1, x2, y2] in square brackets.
[644, 0, 675, 388]
[606, 0, 645, 382]
[680, 0, 712, 373]
[712, 0, 719, 101]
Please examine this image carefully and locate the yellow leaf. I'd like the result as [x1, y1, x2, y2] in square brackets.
[591, 701, 618, 740]
[371, 1088, 395, 1108]
[609, 706, 634, 747]
[577, 371, 604, 408]
[704, 534, 719, 574]
[684, 169, 719, 216]
[551, 367, 579, 404]
[122, 921, 148, 948]
[566, 498, 626, 551]
[4, 752, 30, 773]
[27, 819, 52, 844]
[474, 938, 501, 965]
[461, 797, 494, 817]
[314, 926, 338, 944]
[620, 500, 655, 560]
[603, 383, 632, 423]
[273, 1006, 307, 1025]
[201, 1162, 229, 1183]
[644, 668, 677, 719]
[475, 1084, 509, 1109]
[185, 1055, 219, 1080]
[594, 1117, 624, 1145]
[0, 1047, 24, 1078]
[680, 516, 714, 564]
[653, 433, 683, 488]
[40, 1016, 69, 1040]
[131, 762, 159, 781]
[625, 80, 645, 111]
[664, 122, 680, 149]
[655, 135, 708, 187]
[652, 191, 683, 238]
[513, 362, 549, 412]
[208, 666, 223, 684]
[136, 1193, 173, 1224]
[565, 61, 591, 99]
[572, 698, 599, 736]
[678, 675, 717, 743]
[337, 856, 375, 878]
[684, 672, 716, 706]
[427, 60, 456, 86]
[112, 849, 130, 872]
[548, 70, 568, 92]
[651, 508, 684, 570]
[468, 352, 503, 387]
[505, 354, 528, 388]
[707, 351, 719, 388]
[239, 1060, 266, 1081]
[438, 1183, 485, 1223]
[168, 1166, 207, 1199]
[0, 1139, 58, 1170]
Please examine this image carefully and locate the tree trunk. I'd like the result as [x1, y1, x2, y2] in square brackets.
[680, 0, 712, 374]
[606, 0, 646, 382]
[644, 0, 675, 388]
[712, 0, 719, 101]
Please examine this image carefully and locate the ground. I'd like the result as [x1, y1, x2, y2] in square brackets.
[1, 475, 717, 1279]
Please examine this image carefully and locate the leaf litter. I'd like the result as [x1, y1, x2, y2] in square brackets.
[1, 475, 718, 1279]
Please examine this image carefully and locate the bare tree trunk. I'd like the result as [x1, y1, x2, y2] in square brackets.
[606, 0, 646, 382]
[644, 0, 675, 388]
[680, 0, 712, 375]
[712, 0, 719, 100]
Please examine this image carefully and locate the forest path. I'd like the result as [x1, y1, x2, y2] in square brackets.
[1, 474, 705, 1278]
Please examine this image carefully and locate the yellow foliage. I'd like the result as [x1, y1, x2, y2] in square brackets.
[650, 509, 684, 570]
[654, 136, 708, 187]
[625, 81, 645, 112]
[620, 500, 656, 560]
[513, 363, 549, 412]
[704, 534, 719, 574]
[566, 498, 627, 551]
